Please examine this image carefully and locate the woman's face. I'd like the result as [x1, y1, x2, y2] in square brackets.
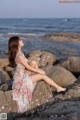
[19, 39, 24, 48]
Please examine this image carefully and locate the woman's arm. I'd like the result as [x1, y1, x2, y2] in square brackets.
[16, 55, 45, 75]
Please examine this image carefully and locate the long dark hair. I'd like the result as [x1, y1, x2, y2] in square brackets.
[8, 36, 20, 67]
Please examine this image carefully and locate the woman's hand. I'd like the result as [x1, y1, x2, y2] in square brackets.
[37, 69, 46, 75]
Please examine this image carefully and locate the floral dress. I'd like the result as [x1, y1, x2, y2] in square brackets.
[12, 50, 36, 113]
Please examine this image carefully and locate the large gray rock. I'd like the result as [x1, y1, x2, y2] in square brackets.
[59, 57, 80, 73]
[44, 65, 77, 87]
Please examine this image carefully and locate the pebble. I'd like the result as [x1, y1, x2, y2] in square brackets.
[2, 106, 4, 109]
[61, 115, 64, 117]
[37, 103, 40, 106]
[9, 108, 11, 111]
[36, 99, 38, 102]
[46, 99, 49, 102]
[31, 110, 34, 114]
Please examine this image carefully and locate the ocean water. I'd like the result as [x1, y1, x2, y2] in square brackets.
[0, 18, 80, 35]
[0, 18, 80, 59]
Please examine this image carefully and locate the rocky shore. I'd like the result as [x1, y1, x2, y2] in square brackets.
[41, 33, 80, 42]
[0, 50, 80, 120]
[1, 33, 80, 42]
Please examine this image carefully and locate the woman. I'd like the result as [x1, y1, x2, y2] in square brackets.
[8, 36, 66, 113]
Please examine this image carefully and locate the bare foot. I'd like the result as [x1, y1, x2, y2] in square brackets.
[57, 87, 66, 93]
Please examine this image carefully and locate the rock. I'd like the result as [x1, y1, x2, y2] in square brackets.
[31, 81, 53, 110]
[0, 90, 17, 113]
[0, 69, 11, 80]
[59, 57, 80, 74]
[27, 50, 42, 66]
[42, 65, 54, 75]
[5, 90, 17, 113]
[0, 90, 10, 113]
[0, 71, 6, 86]
[39, 51, 57, 67]
[29, 50, 42, 58]
[47, 66, 77, 87]
[0, 58, 9, 68]
[0, 83, 8, 91]
[39, 101, 80, 120]
[27, 50, 57, 67]
[78, 75, 80, 81]
[42, 33, 80, 42]
[0, 79, 13, 91]
[0, 81, 53, 114]
[3, 65, 14, 78]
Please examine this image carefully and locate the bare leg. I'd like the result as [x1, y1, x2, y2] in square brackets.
[26, 60, 39, 75]
[31, 74, 66, 92]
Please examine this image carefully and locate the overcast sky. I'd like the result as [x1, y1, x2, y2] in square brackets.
[0, 0, 80, 18]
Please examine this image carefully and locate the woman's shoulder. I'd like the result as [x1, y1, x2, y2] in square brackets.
[16, 51, 24, 61]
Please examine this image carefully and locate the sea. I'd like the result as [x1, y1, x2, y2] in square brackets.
[0, 18, 80, 59]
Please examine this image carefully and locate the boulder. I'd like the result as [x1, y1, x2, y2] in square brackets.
[27, 50, 57, 67]
[45, 65, 77, 87]
[3, 65, 14, 78]
[0, 58, 9, 68]
[0, 69, 10, 80]
[29, 50, 42, 58]
[39, 51, 57, 67]
[0, 90, 17, 113]
[59, 57, 80, 74]
[31, 81, 53, 110]
[0, 81, 53, 113]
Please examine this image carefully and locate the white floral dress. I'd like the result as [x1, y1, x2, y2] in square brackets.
[12, 50, 36, 113]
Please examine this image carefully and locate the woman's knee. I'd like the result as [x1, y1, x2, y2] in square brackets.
[29, 60, 37, 66]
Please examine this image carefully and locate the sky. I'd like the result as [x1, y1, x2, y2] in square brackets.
[0, 0, 80, 18]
